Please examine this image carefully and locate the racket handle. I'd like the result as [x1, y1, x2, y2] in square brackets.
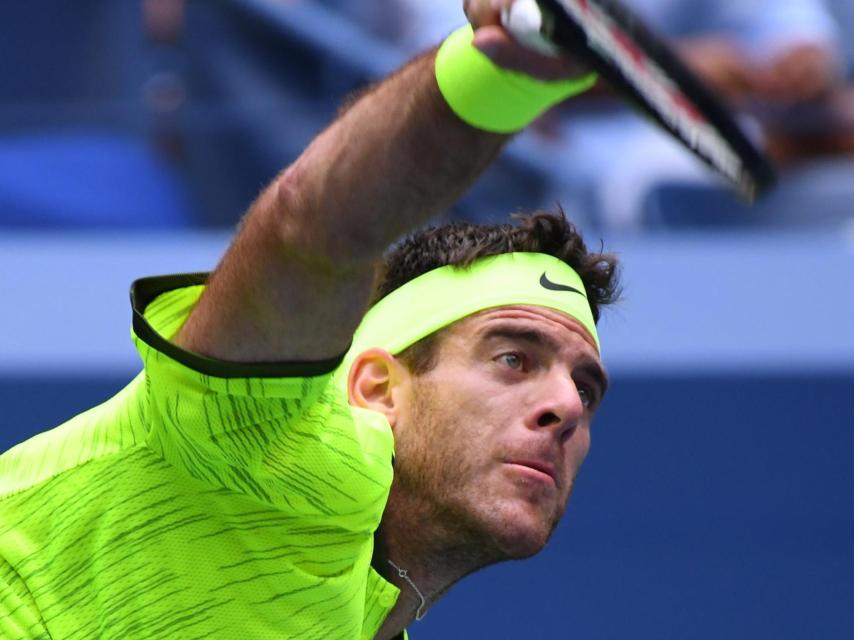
[500, 0, 561, 56]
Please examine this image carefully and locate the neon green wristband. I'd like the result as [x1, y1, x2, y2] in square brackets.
[435, 25, 597, 133]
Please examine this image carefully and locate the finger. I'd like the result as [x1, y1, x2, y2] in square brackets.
[762, 64, 827, 103]
[763, 47, 836, 103]
[464, 0, 512, 29]
[472, 25, 588, 81]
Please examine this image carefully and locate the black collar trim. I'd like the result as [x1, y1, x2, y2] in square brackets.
[130, 273, 346, 379]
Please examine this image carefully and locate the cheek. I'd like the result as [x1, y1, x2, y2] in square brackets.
[425, 389, 491, 457]
[443, 394, 508, 461]
[400, 380, 493, 477]
[424, 366, 495, 425]
[566, 427, 591, 473]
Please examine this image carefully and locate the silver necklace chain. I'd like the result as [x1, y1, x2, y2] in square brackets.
[387, 559, 428, 621]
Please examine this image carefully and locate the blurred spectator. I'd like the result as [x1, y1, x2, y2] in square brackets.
[826, 2, 854, 75]
[0, 1, 197, 229]
[359, 0, 854, 231]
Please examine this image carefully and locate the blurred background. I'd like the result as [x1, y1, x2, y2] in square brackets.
[1, 0, 853, 637]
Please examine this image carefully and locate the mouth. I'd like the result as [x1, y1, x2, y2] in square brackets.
[504, 459, 558, 487]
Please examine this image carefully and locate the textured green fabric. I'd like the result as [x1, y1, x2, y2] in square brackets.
[0, 281, 400, 639]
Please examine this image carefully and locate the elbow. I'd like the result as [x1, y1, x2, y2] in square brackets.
[269, 165, 380, 274]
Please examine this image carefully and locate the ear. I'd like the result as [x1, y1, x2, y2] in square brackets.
[347, 348, 410, 428]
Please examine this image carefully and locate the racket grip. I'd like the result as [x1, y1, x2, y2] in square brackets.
[500, 0, 561, 56]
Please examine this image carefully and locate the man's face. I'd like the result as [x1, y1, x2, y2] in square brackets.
[390, 304, 608, 561]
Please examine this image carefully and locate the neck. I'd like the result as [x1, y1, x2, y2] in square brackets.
[372, 494, 502, 640]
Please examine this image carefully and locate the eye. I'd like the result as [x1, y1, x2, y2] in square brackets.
[577, 385, 595, 409]
[497, 352, 524, 370]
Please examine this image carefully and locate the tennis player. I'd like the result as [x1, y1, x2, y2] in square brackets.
[0, 1, 620, 638]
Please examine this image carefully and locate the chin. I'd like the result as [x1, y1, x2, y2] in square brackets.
[483, 502, 555, 560]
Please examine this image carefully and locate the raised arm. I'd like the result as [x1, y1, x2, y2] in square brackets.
[177, 1, 588, 364]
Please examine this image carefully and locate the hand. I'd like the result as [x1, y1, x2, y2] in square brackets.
[753, 44, 838, 105]
[463, 0, 590, 81]
[677, 37, 759, 102]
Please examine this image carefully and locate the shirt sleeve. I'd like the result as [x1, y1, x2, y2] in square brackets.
[129, 276, 395, 533]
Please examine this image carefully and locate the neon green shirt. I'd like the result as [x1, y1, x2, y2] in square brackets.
[0, 275, 403, 639]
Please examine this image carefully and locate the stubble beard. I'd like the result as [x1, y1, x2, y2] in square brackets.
[389, 379, 565, 568]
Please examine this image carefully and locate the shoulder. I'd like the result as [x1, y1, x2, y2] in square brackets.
[132, 273, 346, 380]
[0, 373, 149, 503]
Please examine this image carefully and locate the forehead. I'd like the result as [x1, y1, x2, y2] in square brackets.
[446, 305, 601, 356]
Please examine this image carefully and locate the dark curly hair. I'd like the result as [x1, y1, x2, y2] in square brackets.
[372, 210, 621, 374]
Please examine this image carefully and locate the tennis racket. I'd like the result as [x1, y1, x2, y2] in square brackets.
[501, 0, 777, 200]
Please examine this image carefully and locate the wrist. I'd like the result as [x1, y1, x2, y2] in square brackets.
[435, 25, 597, 133]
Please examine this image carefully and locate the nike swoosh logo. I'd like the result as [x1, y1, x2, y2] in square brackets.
[539, 272, 585, 296]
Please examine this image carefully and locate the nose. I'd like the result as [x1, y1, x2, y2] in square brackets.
[527, 371, 585, 437]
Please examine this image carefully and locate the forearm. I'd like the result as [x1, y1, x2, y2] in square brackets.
[177, 50, 511, 362]
[275, 50, 509, 267]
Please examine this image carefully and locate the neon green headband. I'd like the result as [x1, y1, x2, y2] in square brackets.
[335, 252, 599, 387]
